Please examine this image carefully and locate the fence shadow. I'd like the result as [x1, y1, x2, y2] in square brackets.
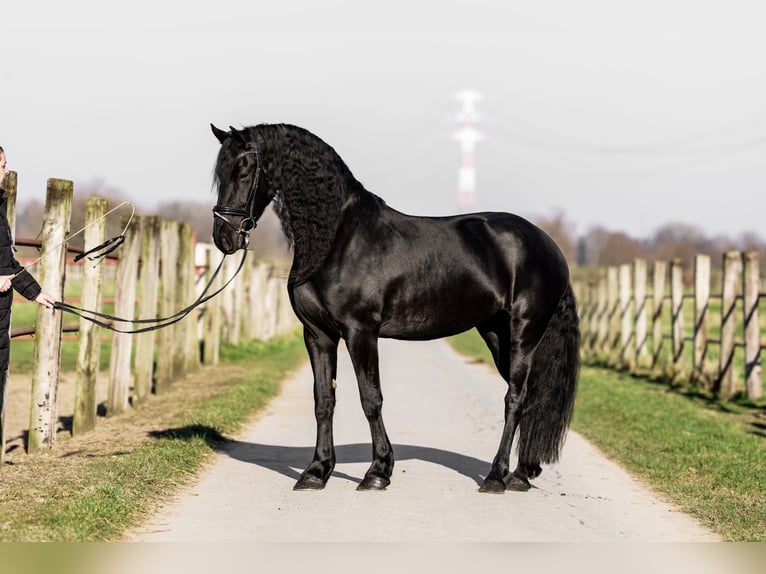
[149, 425, 491, 487]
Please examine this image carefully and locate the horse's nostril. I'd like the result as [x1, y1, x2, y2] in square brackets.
[215, 232, 234, 254]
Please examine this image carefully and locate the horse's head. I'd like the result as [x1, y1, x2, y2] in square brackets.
[211, 124, 274, 254]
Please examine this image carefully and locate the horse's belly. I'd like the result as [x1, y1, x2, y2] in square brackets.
[378, 288, 501, 340]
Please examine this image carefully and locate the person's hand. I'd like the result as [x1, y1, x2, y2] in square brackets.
[35, 292, 57, 309]
[0, 275, 13, 292]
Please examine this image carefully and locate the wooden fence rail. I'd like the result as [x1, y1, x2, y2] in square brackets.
[0, 171, 299, 462]
[575, 252, 763, 400]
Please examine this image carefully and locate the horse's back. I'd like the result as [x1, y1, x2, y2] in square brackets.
[307, 206, 571, 340]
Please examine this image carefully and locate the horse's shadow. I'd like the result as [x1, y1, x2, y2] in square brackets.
[149, 425, 490, 487]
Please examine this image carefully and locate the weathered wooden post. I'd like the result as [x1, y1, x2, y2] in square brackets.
[619, 264, 632, 369]
[250, 262, 269, 339]
[265, 273, 281, 340]
[693, 254, 711, 384]
[651, 261, 667, 373]
[670, 259, 685, 381]
[73, 198, 108, 435]
[607, 267, 619, 365]
[173, 222, 194, 378]
[186, 231, 201, 373]
[238, 258, 252, 343]
[107, 215, 141, 416]
[202, 246, 223, 365]
[3, 171, 17, 231]
[742, 252, 762, 399]
[156, 219, 179, 393]
[0, 171, 17, 464]
[588, 281, 598, 356]
[596, 272, 608, 357]
[133, 216, 161, 404]
[633, 258, 648, 370]
[221, 255, 243, 344]
[717, 251, 741, 397]
[247, 260, 268, 341]
[28, 179, 73, 453]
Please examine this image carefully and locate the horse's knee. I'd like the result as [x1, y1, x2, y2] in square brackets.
[360, 394, 383, 420]
[315, 395, 336, 420]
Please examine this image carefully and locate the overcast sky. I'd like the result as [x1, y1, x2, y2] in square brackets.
[3, 0, 766, 240]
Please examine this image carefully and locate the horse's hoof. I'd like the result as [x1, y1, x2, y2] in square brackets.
[527, 464, 542, 479]
[479, 478, 506, 493]
[356, 475, 390, 491]
[293, 474, 326, 490]
[505, 474, 531, 492]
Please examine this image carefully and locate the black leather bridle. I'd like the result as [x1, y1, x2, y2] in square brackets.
[212, 142, 263, 248]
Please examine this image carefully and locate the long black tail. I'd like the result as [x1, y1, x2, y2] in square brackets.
[518, 283, 580, 465]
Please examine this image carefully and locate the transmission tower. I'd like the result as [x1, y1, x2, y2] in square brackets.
[453, 89, 483, 210]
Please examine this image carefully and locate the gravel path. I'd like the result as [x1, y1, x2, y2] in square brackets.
[128, 338, 718, 542]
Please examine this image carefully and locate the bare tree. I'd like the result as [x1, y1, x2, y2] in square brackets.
[533, 209, 577, 265]
[596, 231, 647, 266]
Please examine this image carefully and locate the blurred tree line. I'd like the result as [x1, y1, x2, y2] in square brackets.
[12, 181, 290, 261]
[533, 209, 766, 272]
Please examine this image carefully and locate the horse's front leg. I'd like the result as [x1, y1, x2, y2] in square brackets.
[294, 328, 339, 490]
[346, 329, 394, 491]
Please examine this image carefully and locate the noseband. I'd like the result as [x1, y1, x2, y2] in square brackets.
[212, 142, 263, 248]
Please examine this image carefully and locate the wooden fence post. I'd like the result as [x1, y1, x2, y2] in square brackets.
[253, 263, 271, 340]
[0, 171, 17, 464]
[586, 280, 596, 357]
[28, 179, 73, 453]
[596, 272, 608, 357]
[107, 215, 141, 416]
[619, 264, 632, 369]
[3, 171, 17, 233]
[238, 258, 252, 344]
[173, 222, 195, 378]
[574, 281, 587, 355]
[633, 258, 648, 369]
[202, 246, 222, 365]
[156, 219, 179, 393]
[651, 261, 667, 373]
[693, 254, 711, 384]
[606, 267, 619, 365]
[73, 198, 108, 435]
[670, 259, 685, 381]
[742, 251, 762, 399]
[133, 216, 161, 404]
[187, 232, 201, 373]
[717, 251, 741, 398]
[221, 255, 243, 344]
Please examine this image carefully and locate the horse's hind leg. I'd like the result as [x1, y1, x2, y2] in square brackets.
[346, 329, 394, 491]
[294, 328, 339, 490]
[478, 313, 544, 494]
[477, 313, 511, 383]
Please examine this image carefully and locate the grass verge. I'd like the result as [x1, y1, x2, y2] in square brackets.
[0, 332, 306, 542]
[446, 330, 766, 542]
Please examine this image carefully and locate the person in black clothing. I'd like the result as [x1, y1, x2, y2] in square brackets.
[0, 146, 56, 378]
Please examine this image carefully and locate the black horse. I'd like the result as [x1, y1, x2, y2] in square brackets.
[210, 123, 579, 493]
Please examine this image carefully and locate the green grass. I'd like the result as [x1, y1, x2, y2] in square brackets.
[0, 332, 306, 542]
[446, 329, 766, 542]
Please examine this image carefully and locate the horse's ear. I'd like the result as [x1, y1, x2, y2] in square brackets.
[229, 126, 247, 144]
[211, 124, 230, 144]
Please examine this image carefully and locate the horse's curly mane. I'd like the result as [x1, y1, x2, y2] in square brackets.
[249, 123, 381, 285]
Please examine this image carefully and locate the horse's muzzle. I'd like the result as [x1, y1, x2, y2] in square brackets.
[213, 228, 240, 254]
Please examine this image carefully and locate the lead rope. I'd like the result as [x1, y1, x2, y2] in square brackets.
[54, 248, 248, 334]
[12, 201, 136, 278]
